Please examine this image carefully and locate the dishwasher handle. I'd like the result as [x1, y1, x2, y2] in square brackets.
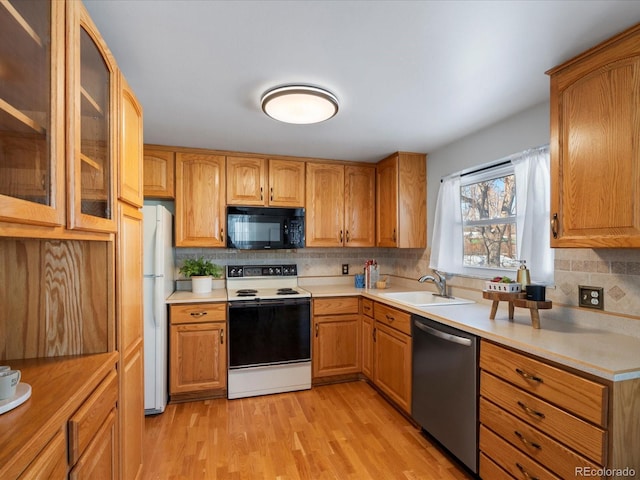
[413, 320, 472, 347]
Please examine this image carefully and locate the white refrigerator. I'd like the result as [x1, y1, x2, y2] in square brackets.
[143, 205, 174, 415]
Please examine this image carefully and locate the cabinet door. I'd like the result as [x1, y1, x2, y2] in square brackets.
[0, 0, 65, 227]
[226, 156, 266, 205]
[373, 322, 412, 413]
[120, 346, 144, 480]
[116, 203, 143, 480]
[361, 314, 373, 380]
[170, 322, 227, 394]
[376, 155, 398, 247]
[549, 27, 640, 247]
[312, 314, 361, 378]
[118, 74, 143, 208]
[268, 159, 305, 207]
[344, 165, 375, 247]
[143, 148, 175, 198]
[175, 153, 226, 247]
[306, 163, 344, 247]
[66, 1, 118, 232]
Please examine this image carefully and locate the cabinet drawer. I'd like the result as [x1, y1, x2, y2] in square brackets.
[480, 425, 561, 480]
[480, 398, 603, 478]
[481, 371, 606, 464]
[68, 370, 118, 464]
[314, 297, 359, 315]
[374, 302, 411, 335]
[171, 303, 226, 324]
[19, 429, 67, 480]
[480, 341, 607, 426]
[361, 298, 373, 318]
[479, 453, 514, 480]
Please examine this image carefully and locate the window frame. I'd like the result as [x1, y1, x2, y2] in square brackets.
[459, 163, 519, 280]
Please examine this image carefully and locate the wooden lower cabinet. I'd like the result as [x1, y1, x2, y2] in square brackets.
[69, 409, 118, 480]
[373, 321, 412, 414]
[120, 345, 144, 480]
[476, 340, 640, 480]
[312, 297, 361, 379]
[170, 303, 227, 399]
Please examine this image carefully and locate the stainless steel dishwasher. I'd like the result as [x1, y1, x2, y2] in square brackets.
[411, 314, 478, 474]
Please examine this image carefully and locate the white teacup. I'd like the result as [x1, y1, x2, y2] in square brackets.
[0, 369, 21, 400]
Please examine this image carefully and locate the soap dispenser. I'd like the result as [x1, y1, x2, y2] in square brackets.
[516, 260, 530, 288]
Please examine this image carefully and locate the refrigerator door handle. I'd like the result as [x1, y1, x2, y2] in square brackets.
[153, 276, 163, 328]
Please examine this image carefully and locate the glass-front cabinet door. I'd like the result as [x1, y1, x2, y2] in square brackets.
[0, 0, 65, 226]
[67, 2, 117, 232]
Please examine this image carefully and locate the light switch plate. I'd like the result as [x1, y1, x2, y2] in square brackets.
[578, 285, 604, 310]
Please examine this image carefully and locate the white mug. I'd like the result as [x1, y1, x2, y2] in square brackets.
[0, 369, 21, 400]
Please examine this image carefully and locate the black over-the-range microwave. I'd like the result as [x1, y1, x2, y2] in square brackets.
[226, 206, 305, 250]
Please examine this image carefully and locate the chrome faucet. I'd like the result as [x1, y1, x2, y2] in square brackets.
[418, 270, 452, 298]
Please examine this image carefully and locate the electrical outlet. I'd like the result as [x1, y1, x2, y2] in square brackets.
[578, 285, 604, 310]
[342, 264, 349, 275]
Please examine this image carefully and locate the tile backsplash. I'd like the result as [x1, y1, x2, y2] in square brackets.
[175, 246, 640, 320]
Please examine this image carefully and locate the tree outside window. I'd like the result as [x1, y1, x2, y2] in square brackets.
[460, 173, 518, 270]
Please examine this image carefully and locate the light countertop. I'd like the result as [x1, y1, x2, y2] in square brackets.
[165, 282, 640, 382]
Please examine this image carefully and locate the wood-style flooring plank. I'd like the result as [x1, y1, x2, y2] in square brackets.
[143, 381, 473, 480]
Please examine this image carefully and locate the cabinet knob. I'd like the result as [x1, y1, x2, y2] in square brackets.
[260, 187, 263, 201]
[515, 368, 543, 383]
[270, 187, 273, 201]
[190, 311, 207, 318]
[315, 323, 319, 337]
[551, 213, 558, 239]
[385, 314, 395, 322]
[517, 400, 545, 419]
[220, 329, 224, 344]
[516, 462, 539, 480]
[346, 230, 350, 243]
[373, 327, 376, 342]
[220, 228, 224, 242]
[339, 230, 343, 242]
[392, 229, 396, 242]
[514, 431, 541, 450]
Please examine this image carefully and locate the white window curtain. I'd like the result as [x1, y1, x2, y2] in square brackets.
[429, 175, 463, 274]
[430, 146, 554, 285]
[511, 146, 554, 284]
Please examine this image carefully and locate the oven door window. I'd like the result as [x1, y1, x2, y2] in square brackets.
[228, 300, 311, 368]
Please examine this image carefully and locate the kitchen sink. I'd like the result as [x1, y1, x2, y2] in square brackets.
[378, 291, 474, 306]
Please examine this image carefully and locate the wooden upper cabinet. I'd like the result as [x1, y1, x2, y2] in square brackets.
[0, 0, 66, 227]
[66, 1, 118, 233]
[175, 153, 226, 247]
[118, 74, 143, 208]
[143, 147, 175, 198]
[306, 162, 375, 247]
[226, 156, 305, 207]
[268, 158, 305, 207]
[226, 156, 266, 205]
[547, 24, 640, 247]
[306, 162, 345, 247]
[376, 152, 426, 248]
[344, 165, 375, 247]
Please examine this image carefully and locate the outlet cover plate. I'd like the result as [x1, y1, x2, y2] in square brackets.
[579, 285, 604, 310]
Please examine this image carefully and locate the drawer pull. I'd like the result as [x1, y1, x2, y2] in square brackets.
[514, 430, 541, 450]
[515, 368, 543, 383]
[516, 462, 539, 480]
[517, 401, 546, 419]
[385, 314, 395, 322]
[190, 311, 208, 318]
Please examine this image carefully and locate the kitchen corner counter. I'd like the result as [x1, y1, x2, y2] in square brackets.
[302, 283, 640, 382]
[167, 289, 227, 304]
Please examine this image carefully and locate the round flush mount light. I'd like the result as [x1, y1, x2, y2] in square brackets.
[261, 84, 339, 124]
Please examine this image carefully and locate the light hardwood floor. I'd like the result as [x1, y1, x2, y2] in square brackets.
[143, 381, 474, 479]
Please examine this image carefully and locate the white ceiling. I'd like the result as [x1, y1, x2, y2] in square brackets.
[84, 0, 640, 163]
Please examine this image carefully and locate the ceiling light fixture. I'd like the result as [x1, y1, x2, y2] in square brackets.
[261, 84, 339, 124]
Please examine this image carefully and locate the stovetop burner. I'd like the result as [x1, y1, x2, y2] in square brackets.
[277, 288, 299, 295]
[236, 289, 258, 294]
